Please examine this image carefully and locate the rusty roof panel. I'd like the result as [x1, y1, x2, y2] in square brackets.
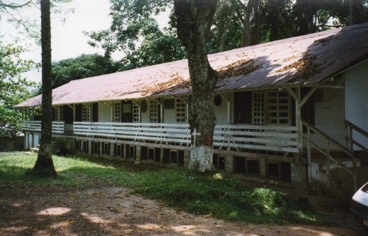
[16, 23, 368, 108]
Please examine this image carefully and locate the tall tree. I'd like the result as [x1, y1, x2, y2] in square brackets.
[0, 1, 39, 138]
[52, 54, 119, 88]
[0, 38, 36, 137]
[174, 0, 217, 172]
[208, 0, 243, 52]
[31, 0, 56, 177]
[86, 0, 185, 70]
[88, 0, 368, 62]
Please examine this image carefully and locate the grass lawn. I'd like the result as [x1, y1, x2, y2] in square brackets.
[0, 153, 320, 225]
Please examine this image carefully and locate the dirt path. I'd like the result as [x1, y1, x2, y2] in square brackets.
[0, 185, 364, 236]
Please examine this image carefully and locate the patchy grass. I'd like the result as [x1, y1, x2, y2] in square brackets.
[0, 153, 319, 224]
[133, 169, 317, 224]
[0, 153, 134, 187]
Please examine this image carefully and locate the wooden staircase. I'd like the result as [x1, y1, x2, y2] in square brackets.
[302, 120, 368, 193]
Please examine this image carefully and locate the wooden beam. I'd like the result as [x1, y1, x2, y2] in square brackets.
[299, 87, 317, 108]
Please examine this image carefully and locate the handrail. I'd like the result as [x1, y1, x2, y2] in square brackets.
[345, 119, 368, 153]
[303, 120, 355, 159]
[346, 120, 368, 138]
[21, 121, 65, 134]
[72, 122, 299, 153]
[302, 119, 357, 191]
[22, 120, 299, 154]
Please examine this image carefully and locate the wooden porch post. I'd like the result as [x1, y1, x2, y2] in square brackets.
[122, 144, 127, 161]
[307, 126, 312, 186]
[286, 87, 303, 152]
[326, 139, 331, 189]
[287, 86, 317, 187]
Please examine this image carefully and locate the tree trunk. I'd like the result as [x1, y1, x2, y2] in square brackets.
[174, 0, 217, 172]
[241, 0, 252, 47]
[31, 0, 56, 178]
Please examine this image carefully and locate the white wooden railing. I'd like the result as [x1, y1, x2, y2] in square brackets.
[21, 121, 64, 134]
[345, 119, 368, 153]
[303, 120, 357, 190]
[21, 121, 299, 153]
[214, 124, 299, 153]
[73, 122, 191, 146]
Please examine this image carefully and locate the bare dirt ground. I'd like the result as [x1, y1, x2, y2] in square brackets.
[0, 184, 365, 236]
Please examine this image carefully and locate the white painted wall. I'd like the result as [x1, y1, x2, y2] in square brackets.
[141, 102, 150, 123]
[99, 102, 112, 122]
[164, 107, 176, 123]
[214, 94, 231, 125]
[314, 87, 345, 147]
[345, 61, 368, 150]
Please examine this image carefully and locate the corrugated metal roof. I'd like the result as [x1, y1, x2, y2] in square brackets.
[16, 23, 368, 108]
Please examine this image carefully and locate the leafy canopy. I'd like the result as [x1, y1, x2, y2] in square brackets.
[0, 38, 37, 137]
[52, 54, 119, 88]
[86, 0, 186, 70]
[88, 0, 368, 67]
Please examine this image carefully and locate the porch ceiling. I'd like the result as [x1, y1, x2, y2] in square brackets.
[16, 23, 368, 108]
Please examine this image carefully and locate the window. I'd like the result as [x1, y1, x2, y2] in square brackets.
[150, 100, 159, 123]
[114, 102, 121, 122]
[247, 159, 260, 175]
[59, 107, 64, 121]
[114, 144, 123, 158]
[266, 161, 291, 182]
[53, 107, 64, 121]
[213, 154, 225, 170]
[176, 99, 186, 123]
[132, 103, 140, 123]
[164, 99, 174, 109]
[82, 105, 90, 122]
[233, 156, 260, 176]
[163, 149, 184, 166]
[252, 92, 265, 125]
[141, 147, 158, 161]
[101, 142, 110, 155]
[233, 156, 246, 173]
[234, 90, 292, 126]
[92, 103, 98, 122]
[266, 91, 291, 125]
[122, 101, 133, 122]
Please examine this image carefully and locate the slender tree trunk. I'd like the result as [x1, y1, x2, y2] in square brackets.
[242, 0, 252, 47]
[31, 0, 56, 177]
[174, 0, 217, 172]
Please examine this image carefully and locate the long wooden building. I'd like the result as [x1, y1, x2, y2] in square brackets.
[16, 23, 368, 190]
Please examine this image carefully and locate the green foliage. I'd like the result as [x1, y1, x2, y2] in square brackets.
[134, 171, 317, 224]
[0, 0, 75, 44]
[88, 0, 368, 63]
[207, 1, 243, 53]
[86, 0, 186, 70]
[0, 153, 134, 186]
[51, 54, 119, 88]
[121, 27, 186, 70]
[0, 38, 37, 137]
[0, 153, 319, 224]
